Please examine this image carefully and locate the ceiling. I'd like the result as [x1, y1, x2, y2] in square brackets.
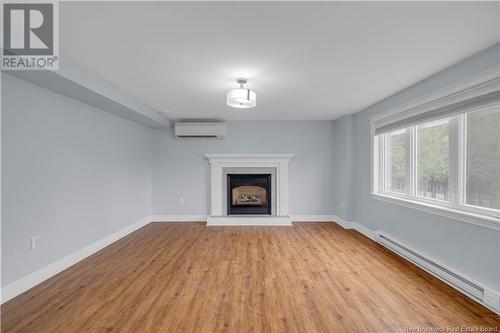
[60, 2, 500, 120]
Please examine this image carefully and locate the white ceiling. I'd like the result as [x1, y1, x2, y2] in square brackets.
[60, 2, 500, 120]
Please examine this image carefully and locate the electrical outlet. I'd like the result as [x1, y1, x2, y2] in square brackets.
[31, 236, 40, 250]
[367, 211, 373, 217]
[179, 198, 185, 205]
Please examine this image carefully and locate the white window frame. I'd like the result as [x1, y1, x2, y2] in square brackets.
[382, 128, 409, 195]
[370, 66, 500, 231]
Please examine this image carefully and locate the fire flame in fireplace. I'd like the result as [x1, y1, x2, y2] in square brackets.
[232, 186, 267, 206]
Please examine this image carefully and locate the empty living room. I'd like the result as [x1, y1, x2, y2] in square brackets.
[1, 1, 500, 332]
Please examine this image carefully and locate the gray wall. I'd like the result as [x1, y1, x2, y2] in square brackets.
[151, 121, 335, 216]
[1, 74, 152, 286]
[331, 115, 354, 220]
[337, 44, 500, 290]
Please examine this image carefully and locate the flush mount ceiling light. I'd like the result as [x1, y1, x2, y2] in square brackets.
[227, 78, 256, 109]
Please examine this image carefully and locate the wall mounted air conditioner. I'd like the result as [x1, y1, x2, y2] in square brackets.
[175, 122, 226, 139]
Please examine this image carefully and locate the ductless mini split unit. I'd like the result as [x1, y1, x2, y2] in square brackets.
[174, 122, 226, 139]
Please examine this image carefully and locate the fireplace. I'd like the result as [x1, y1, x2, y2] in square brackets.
[227, 174, 271, 215]
[205, 154, 293, 225]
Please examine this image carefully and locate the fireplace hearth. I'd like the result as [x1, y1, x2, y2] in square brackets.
[227, 174, 271, 215]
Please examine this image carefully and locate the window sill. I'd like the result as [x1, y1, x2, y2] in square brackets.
[371, 192, 500, 231]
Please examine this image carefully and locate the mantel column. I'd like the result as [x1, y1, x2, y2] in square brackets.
[278, 162, 289, 216]
[209, 162, 223, 216]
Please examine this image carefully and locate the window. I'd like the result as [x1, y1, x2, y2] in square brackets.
[373, 103, 500, 225]
[465, 106, 500, 210]
[385, 129, 407, 193]
[416, 119, 449, 201]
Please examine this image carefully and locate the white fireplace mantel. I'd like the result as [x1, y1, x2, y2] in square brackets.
[205, 154, 294, 226]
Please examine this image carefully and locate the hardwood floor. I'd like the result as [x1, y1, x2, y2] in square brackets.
[2, 222, 499, 332]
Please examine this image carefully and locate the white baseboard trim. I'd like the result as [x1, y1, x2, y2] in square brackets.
[348, 222, 377, 241]
[151, 215, 207, 222]
[151, 215, 339, 224]
[331, 217, 499, 315]
[332, 216, 376, 240]
[1, 216, 152, 304]
[291, 215, 337, 222]
[330, 215, 351, 228]
[151, 215, 337, 222]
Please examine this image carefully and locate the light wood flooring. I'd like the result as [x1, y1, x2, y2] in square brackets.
[2, 222, 499, 332]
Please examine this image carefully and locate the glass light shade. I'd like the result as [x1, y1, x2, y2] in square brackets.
[227, 88, 256, 108]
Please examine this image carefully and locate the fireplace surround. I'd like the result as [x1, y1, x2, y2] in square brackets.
[204, 154, 294, 226]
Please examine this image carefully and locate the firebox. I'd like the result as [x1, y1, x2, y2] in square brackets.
[227, 174, 272, 215]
